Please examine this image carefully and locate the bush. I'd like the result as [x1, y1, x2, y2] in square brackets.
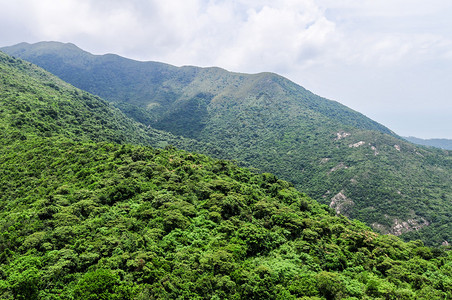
[73, 269, 135, 299]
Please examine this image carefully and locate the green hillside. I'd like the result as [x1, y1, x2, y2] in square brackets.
[3, 42, 451, 246]
[1, 42, 392, 135]
[0, 45, 451, 300]
[0, 51, 223, 156]
[0, 137, 451, 299]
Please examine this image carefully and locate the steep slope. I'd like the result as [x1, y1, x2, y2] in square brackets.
[0, 137, 450, 299]
[0, 51, 222, 155]
[3, 42, 452, 246]
[2, 42, 392, 135]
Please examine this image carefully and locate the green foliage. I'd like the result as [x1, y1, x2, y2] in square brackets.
[73, 269, 135, 299]
[0, 137, 450, 299]
[3, 42, 451, 246]
[1, 256, 42, 300]
[0, 50, 225, 157]
[0, 45, 451, 299]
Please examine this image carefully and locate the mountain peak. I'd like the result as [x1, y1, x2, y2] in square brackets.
[3, 41, 86, 54]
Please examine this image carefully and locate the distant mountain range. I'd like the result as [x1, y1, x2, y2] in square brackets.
[404, 136, 452, 150]
[2, 42, 451, 246]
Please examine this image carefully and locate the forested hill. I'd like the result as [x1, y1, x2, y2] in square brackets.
[0, 46, 451, 299]
[2, 41, 392, 135]
[3, 42, 452, 246]
[0, 51, 223, 155]
[0, 137, 451, 299]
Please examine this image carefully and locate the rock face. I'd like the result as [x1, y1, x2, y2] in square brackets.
[349, 141, 365, 148]
[330, 191, 354, 216]
[372, 217, 430, 236]
[328, 162, 348, 174]
[391, 218, 430, 236]
[336, 131, 351, 140]
[371, 145, 379, 156]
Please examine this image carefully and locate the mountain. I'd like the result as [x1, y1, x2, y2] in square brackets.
[1, 49, 450, 298]
[1, 42, 392, 136]
[404, 136, 452, 150]
[3, 42, 451, 246]
[0, 51, 224, 155]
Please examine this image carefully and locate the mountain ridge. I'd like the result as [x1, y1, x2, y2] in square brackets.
[0, 50, 225, 155]
[1, 41, 394, 135]
[404, 136, 452, 150]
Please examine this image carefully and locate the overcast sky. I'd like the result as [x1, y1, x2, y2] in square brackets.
[1, 0, 452, 138]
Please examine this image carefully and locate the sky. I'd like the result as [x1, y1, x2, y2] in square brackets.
[1, 0, 452, 138]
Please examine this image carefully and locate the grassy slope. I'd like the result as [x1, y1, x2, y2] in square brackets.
[4, 42, 451, 245]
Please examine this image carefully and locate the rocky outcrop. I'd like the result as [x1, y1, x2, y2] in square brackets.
[330, 190, 354, 216]
[335, 131, 351, 140]
[328, 162, 348, 174]
[349, 141, 365, 148]
[372, 217, 430, 236]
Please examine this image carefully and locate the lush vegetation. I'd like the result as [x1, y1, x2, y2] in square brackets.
[0, 51, 225, 158]
[1, 42, 392, 136]
[0, 47, 451, 299]
[4, 42, 451, 246]
[0, 137, 451, 299]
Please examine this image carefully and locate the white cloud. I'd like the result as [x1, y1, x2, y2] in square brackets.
[212, 1, 337, 73]
[317, 1, 452, 65]
[0, 0, 451, 137]
[4, 0, 449, 70]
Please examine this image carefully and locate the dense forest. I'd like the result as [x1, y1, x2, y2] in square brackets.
[0, 137, 451, 299]
[0, 50, 451, 299]
[3, 42, 451, 246]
